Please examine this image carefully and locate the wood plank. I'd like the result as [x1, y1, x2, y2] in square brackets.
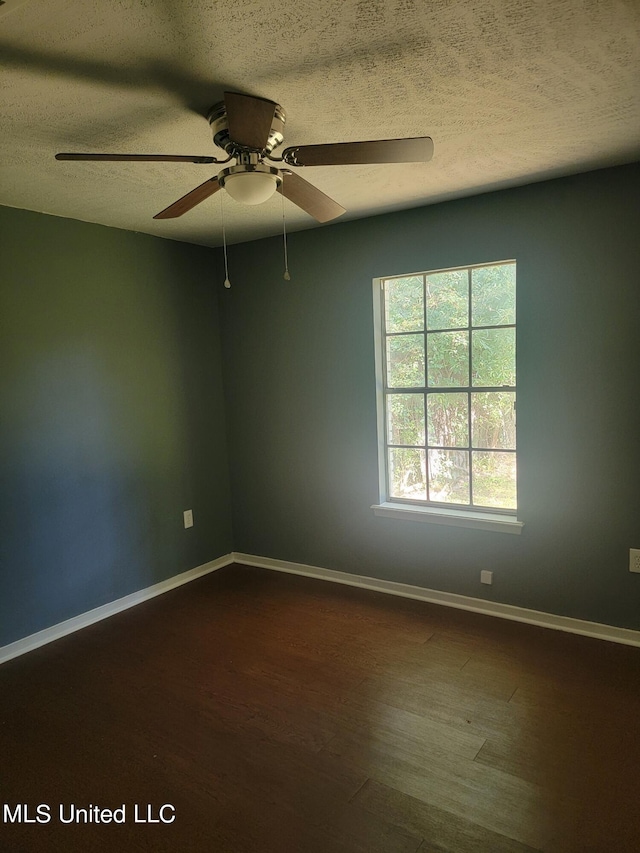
[355, 778, 541, 853]
[325, 694, 486, 762]
[321, 721, 561, 849]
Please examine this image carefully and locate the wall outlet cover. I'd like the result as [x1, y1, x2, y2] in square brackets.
[480, 570, 493, 585]
[183, 509, 194, 529]
[630, 549, 640, 573]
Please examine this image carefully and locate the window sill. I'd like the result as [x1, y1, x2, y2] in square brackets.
[371, 502, 523, 534]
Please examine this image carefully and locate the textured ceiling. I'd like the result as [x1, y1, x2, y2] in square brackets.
[1, 0, 639, 247]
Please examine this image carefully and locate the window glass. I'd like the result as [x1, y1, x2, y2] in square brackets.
[386, 334, 425, 388]
[384, 276, 424, 332]
[426, 270, 468, 330]
[387, 394, 425, 446]
[427, 393, 469, 447]
[377, 261, 516, 513]
[472, 264, 516, 326]
[471, 328, 516, 387]
[427, 331, 469, 387]
[388, 448, 427, 500]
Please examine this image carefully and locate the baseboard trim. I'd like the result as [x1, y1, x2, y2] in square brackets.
[232, 552, 640, 648]
[0, 554, 234, 665]
[4, 551, 638, 665]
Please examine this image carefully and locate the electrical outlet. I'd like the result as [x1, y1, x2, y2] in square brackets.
[183, 509, 194, 529]
[480, 570, 493, 585]
[630, 549, 640, 573]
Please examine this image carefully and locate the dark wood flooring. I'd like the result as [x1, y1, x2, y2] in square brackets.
[1, 564, 640, 852]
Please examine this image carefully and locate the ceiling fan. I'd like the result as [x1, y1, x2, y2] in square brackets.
[56, 92, 434, 224]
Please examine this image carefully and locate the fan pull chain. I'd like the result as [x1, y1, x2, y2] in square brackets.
[220, 192, 231, 288]
[282, 174, 291, 281]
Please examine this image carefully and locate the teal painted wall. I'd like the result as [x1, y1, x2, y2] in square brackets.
[220, 163, 640, 631]
[0, 207, 232, 646]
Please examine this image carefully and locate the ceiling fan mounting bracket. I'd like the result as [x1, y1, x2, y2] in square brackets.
[234, 151, 263, 166]
[207, 99, 286, 157]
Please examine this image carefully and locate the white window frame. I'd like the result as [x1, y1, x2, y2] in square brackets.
[372, 261, 523, 535]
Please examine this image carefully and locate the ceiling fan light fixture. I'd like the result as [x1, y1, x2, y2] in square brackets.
[219, 165, 281, 205]
[224, 172, 278, 204]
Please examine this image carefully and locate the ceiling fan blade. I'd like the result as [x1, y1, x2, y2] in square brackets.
[153, 176, 221, 219]
[224, 91, 277, 150]
[282, 137, 434, 167]
[56, 153, 218, 163]
[278, 172, 346, 223]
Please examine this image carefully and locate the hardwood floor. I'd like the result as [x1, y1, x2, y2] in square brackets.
[1, 564, 639, 852]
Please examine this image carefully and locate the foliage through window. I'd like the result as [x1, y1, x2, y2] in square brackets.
[375, 261, 517, 513]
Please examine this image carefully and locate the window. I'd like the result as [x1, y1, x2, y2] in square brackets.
[373, 261, 521, 533]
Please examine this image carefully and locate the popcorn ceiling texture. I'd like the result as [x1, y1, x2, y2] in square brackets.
[1, 0, 639, 246]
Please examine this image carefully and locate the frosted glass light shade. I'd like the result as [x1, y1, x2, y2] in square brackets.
[223, 171, 279, 205]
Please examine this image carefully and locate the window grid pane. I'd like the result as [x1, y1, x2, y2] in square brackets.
[426, 269, 469, 330]
[388, 448, 427, 500]
[387, 393, 426, 446]
[386, 334, 425, 388]
[472, 328, 516, 387]
[427, 392, 469, 447]
[384, 275, 424, 333]
[427, 331, 469, 387]
[381, 261, 516, 512]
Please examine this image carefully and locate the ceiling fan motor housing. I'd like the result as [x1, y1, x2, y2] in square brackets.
[208, 100, 286, 156]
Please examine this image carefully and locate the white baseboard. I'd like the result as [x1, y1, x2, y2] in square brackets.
[232, 552, 640, 648]
[0, 554, 234, 665]
[4, 551, 638, 666]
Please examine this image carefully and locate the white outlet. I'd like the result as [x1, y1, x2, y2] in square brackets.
[480, 570, 493, 585]
[183, 509, 194, 529]
[630, 549, 640, 573]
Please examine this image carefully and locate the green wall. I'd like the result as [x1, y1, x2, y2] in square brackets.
[220, 163, 640, 631]
[0, 207, 232, 646]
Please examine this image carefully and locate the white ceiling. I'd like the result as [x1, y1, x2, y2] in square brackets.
[1, 0, 639, 247]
